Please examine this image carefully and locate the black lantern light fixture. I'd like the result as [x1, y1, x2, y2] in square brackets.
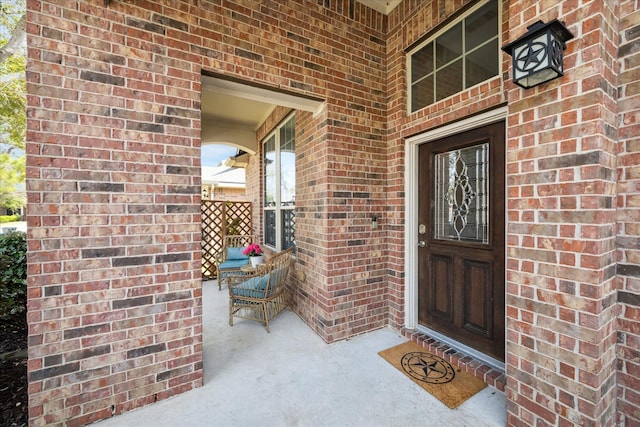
[502, 19, 574, 89]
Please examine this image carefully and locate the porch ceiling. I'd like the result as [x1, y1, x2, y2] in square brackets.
[355, 0, 401, 15]
[202, 91, 275, 130]
[200, 75, 323, 154]
[200, 82, 276, 153]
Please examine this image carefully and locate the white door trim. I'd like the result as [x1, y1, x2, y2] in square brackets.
[403, 107, 508, 330]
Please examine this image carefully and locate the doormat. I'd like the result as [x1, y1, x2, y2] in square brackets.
[378, 341, 486, 409]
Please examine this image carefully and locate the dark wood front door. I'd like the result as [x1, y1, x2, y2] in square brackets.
[418, 121, 505, 361]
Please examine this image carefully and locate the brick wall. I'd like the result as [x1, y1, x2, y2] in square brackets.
[25, 0, 639, 425]
[385, 0, 508, 329]
[502, 1, 620, 425]
[26, 0, 206, 423]
[244, 16, 388, 342]
[616, 0, 640, 425]
[26, 0, 386, 424]
[385, 0, 631, 426]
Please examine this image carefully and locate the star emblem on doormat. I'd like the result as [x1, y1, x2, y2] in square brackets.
[400, 352, 456, 384]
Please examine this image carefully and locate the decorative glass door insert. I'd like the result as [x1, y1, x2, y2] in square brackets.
[434, 143, 489, 244]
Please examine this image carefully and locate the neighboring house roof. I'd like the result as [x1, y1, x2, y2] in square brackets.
[202, 165, 245, 189]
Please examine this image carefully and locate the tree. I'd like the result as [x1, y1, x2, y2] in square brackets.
[0, 53, 25, 152]
[0, 153, 24, 211]
[0, 8, 25, 64]
[0, 0, 26, 213]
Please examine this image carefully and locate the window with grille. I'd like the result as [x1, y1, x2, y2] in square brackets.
[263, 114, 295, 251]
[408, 0, 499, 113]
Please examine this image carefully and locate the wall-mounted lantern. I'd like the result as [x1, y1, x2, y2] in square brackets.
[502, 19, 574, 89]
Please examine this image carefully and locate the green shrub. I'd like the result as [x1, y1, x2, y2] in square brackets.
[0, 214, 21, 223]
[0, 231, 27, 318]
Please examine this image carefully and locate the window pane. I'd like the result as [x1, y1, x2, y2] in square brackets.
[409, 0, 499, 111]
[281, 150, 295, 206]
[411, 44, 433, 83]
[264, 210, 276, 247]
[465, 1, 498, 51]
[436, 23, 462, 68]
[263, 115, 296, 250]
[282, 209, 295, 249]
[264, 135, 276, 207]
[435, 59, 463, 101]
[280, 116, 295, 148]
[411, 74, 434, 112]
[280, 117, 295, 207]
[466, 39, 499, 87]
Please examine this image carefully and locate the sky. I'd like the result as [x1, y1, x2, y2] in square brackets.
[201, 144, 238, 167]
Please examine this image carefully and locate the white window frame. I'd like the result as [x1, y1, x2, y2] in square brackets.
[407, 0, 502, 114]
[262, 113, 295, 251]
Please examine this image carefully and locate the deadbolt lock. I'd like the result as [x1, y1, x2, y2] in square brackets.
[418, 224, 426, 235]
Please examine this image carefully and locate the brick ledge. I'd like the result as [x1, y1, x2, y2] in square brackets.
[400, 328, 506, 392]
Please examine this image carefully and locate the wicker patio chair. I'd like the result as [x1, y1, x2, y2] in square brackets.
[214, 234, 255, 290]
[227, 247, 294, 332]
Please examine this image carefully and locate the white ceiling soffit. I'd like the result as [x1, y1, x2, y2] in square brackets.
[355, 0, 402, 15]
[201, 75, 325, 117]
[201, 90, 275, 128]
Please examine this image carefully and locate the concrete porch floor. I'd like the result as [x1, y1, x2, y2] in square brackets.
[95, 279, 507, 426]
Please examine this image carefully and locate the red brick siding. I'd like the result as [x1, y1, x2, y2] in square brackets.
[27, 0, 205, 424]
[240, 17, 389, 341]
[254, 104, 390, 342]
[386, 0, 629, 426]
[25, 0, 639, 425]
[617, 0, 640, 425]
[502, 1, 620, 426]
[26, 0, 386, 424]
[386, 0, 508, 329]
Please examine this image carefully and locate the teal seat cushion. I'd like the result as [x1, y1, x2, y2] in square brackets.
[231, 275, 270, 298]
[219, 259, 249, 270]
[227, 247, 247, 260]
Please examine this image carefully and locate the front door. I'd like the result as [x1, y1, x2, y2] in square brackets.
[418, 121, 505, 361]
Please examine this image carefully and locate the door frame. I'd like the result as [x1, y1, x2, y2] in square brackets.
[404, 107, 508, 369]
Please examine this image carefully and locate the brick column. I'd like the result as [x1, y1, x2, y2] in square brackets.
[26, 2, 203, 424]
[616, 0, 640, 424]
[25, 0, 389, 424]
[504, 2, 619, 425]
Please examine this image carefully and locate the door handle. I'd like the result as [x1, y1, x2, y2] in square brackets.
[418, 240, 427, 247]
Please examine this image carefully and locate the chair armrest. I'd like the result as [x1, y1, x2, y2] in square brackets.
[212, 251, 224, 266]
[227, 271, 257, 286]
